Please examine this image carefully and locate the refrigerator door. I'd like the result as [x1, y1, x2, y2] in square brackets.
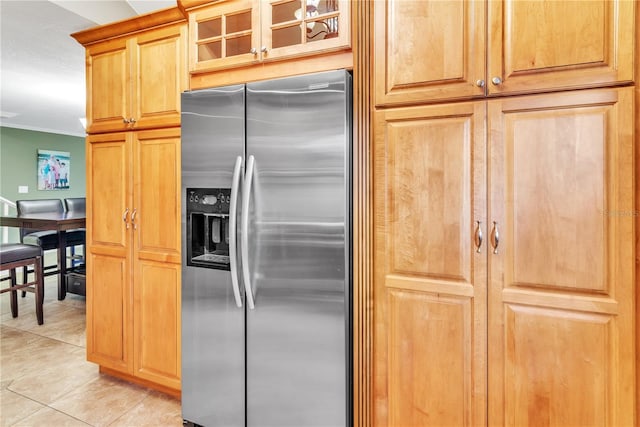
[245, 70, 351, 427]
[181, 85, 246, 427]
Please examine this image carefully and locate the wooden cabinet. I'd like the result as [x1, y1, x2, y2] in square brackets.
[86, 128, 182, 392]
[189, 0, 350, 72]
[375, 0, 634, 106]
[487, 88, 634, 426]
[86, 23, 187, 133]
[373, 87, 635, 426]
[373, 101, 488, 427]
[74, 9, 186, 394]
[85, 132, 132, 373]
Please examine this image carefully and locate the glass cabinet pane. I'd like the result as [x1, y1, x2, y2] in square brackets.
[198, 41, 222, 61]
[306, 17, 339, 42]
[273, 1, 302, 25]
[198, 18, 221, 39]
[315, 0, 338, 14]
[227, 11, 252, 34]
[272, 25, 302, 48]
[226, 35, 252, 57]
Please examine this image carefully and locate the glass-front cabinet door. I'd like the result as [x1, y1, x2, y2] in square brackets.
[188, 0, 350, 72]
[189, 0, 260, 72]
[261, 0, 350, 61]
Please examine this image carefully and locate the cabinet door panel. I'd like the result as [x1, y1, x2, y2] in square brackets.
[87, 133, 131, 250]
[488, 87, 635, 426]
[86, 252, 131, 372]
[131, 128, 181, 389]
[86, 39, 129, 133]
[86, 133, 132, 372]
[261, 0, 350, 62]
[133, 24, 187, 130]
[133, 260, 180, 389]
[374, 102, 487, 426]
[133, 128, 181, 264]
[374, 0, 485, 106]
[488, 0, 634, 95]
[189, 0, 260, 72]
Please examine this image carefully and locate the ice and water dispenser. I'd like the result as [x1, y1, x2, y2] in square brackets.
[186, 188, 231, 270]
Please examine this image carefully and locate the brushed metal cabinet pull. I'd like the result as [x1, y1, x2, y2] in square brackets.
[131, 208, 137, 230]
[123, 208, 129, 229]
[474, 221, 483, 253]
[491, 221, 500, 254]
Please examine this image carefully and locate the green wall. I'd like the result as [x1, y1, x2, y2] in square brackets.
[0, 126, 86, 242]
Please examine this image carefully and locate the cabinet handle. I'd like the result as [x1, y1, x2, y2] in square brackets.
[476, 79, 485, 88]
[491, 76, 503, 85]
[250, 47, 257, 55]
[260, 46, 267, 53]
[123, 208, 129, 229]
[131, 208, 137, 230]
[491, 221, 500, 254]
[123, 118, 130, 124]
[129, 118, 136, 124]
[474, 221, 483, 253]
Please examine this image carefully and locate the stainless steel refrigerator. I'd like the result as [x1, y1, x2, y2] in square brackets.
[181, 70, 352, 427]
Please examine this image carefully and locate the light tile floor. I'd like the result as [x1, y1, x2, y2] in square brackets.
[1, 273, 183, 427]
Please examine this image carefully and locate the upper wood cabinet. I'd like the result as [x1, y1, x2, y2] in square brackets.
[189, 0, 350, 72]
[85, 23, 187, 133]
[375, 0, 635, 106]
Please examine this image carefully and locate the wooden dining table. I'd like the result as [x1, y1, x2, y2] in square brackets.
[0, 212, 86, 300]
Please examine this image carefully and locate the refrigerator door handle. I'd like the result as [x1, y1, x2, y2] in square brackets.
[229, 155, 243, 308]
[241, 155, 256, 309]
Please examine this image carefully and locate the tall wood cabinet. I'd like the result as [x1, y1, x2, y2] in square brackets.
[73, 9, 186, 395]
[373, 1, 636, 425]
[85, 129, 182, 391]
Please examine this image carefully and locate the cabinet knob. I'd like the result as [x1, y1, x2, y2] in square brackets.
[250, 47, 257, 55]
[476, 79, 485, 88]
[129, 118, 136, 124]
[123, 118, 130, 124]
[261, 46, 268, 53]
[491, 76, 503, 85]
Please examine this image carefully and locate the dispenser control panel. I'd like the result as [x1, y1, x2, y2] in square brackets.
[186, 188, 231, 214]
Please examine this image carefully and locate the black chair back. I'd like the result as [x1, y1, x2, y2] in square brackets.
[64, 197, 86, 214]
[16, 199, 64, 241]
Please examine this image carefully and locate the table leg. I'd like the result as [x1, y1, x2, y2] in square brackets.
[58, 230, 67, 300]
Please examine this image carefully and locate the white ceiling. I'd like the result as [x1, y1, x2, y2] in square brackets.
[0, 0, 176, 137]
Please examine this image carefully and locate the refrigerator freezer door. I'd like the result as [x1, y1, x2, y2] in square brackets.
[246, 70, 351, 426]
[181, 85, 246, 427]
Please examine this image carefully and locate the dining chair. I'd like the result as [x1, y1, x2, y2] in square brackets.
[63, 197, 86, 268]
[16, 199, 84, 283]
[0, 243, 45, 324]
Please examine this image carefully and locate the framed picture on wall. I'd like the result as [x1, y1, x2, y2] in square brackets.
[37, 149, 70, 190]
